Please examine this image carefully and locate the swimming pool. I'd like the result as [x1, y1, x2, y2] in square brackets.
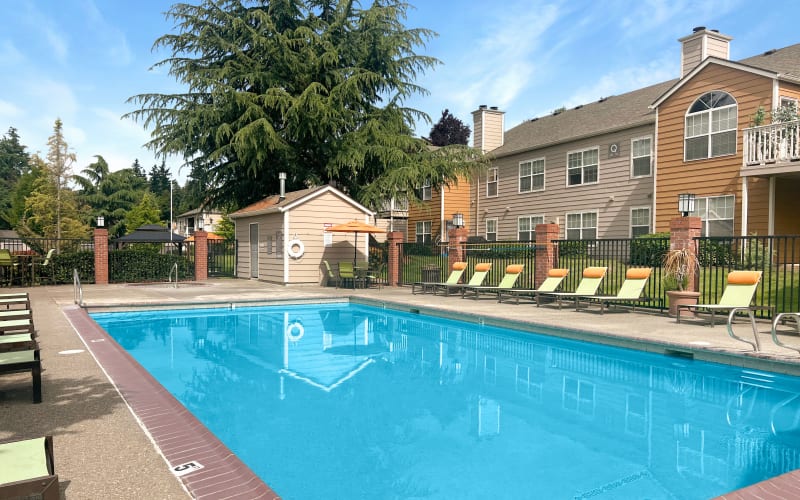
[91, 303, 800, 499]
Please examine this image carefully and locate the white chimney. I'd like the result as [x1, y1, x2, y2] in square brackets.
[279, 172, 286, 201]
[679, 27, 732, 78]
[471, 105, 505, 153]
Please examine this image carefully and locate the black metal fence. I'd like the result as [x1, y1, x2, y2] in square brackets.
[696, 235, 800, 317]
[208, 239, 237, 277]
[1, 237, 94, 285]
[109, 241, 195, 283]
[398, 241, 538, 289]
[553, 237, 670, 310]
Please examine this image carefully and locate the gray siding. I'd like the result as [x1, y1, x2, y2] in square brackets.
[475, 123, 655, 240]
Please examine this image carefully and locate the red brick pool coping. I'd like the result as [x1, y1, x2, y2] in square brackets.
[64, 301, 800, 499]
[64, 306, 279, 499]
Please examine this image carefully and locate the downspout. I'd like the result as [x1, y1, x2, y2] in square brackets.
[741, 177, 749, 236]
[652, 109, 659, 231]
[283, 209, 290, 284]
[440, 184, 446, 242]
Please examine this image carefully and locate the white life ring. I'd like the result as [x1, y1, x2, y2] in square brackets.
[286, 321, 305, 342]
[287, 239, 304, 259]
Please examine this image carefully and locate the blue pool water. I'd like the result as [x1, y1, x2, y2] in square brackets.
[91, 303, 800, 499]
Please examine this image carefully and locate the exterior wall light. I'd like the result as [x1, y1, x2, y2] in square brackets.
[678, 193, 696, 217]
[452, 212, 464, 228]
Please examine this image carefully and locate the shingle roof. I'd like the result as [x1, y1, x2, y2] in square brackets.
[491, 42, 800, 159]
[739, 43, 800, 82]
[229, 186, 326, 217]
[491, 80, 677, 158]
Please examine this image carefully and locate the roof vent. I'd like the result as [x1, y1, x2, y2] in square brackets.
[479, 104, 487, 110]
[490, 106, 498, 110]
[530, 117, 539, 122]
[763, 48, 777, 56]
[278, 172, 287, 201]
[692, 26, 706, 33]
[574, 104, 583, 110]
[598, 96, 608, 103]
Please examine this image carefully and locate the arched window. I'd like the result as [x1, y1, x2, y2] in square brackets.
[684, 91, 737, 161]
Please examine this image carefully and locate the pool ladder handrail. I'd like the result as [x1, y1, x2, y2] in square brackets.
[168, 262, 179, 288]
[73, 268, 83, 306]
[770, 312, 800, 354]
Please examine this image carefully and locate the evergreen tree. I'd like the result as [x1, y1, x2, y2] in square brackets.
[131, 158, 147, 179]
[125, 191, 162, 232]
[126, 0, 482, 209]
[44, 118, 76, 241]
[0, 127, 31, 229]
[428, 109, 471, 146]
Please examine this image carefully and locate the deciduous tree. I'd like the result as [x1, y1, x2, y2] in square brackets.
[428, 109, 470, 146]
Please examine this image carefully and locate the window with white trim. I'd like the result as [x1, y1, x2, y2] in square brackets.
[420, 180, 432, 201]
[691, 195, 735, 237]
[685, 91, 737, 161]
[566, 211, 597, 240]
[518, 215, 544, 241]
[487, 168, 498, 197]
[630, 207, 651, 237]
[519, 159, 544, 192]
[567, 148, 599, 186]
[485, 218, 497, 241]
[780, 96, 798, 110]
[415, 220, 432, 243]
[631, 137, 652, 177]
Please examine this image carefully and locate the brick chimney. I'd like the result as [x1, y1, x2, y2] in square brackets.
[471, 105, 505, 153]
[678, 27, 732, 78]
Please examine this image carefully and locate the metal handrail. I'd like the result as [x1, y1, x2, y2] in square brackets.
[770, 312, 800, 354]
[168, 262, 179, 288]
[73, 268, 83, 306]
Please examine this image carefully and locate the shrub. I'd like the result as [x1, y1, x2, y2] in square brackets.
[630, 233, 669, 266]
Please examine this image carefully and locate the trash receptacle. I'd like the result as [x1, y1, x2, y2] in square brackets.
[421, 264, 441, 283]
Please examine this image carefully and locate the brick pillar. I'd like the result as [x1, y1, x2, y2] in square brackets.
[387, 231, 403, 287]
[448, 227, 468, 281]
[669, 216, 702, 292]
[194, 230, 208, 281]
[94, 228, 108, 284]
[534, 223, 560, 287]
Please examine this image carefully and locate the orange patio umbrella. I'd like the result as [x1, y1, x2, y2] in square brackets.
[326, 220, 386, 265]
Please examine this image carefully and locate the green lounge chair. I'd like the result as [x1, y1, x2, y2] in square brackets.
[537, 266, 608, 308]
[0, 333, 36, 352]
[0, 435, 58, 500]
[0, 348, 42, 403]
[498, 268, 569, 304]
[323, 260, 339, 287]
[0, 296, 31, 310]
[338, 261, 357, 288]
[412, 262, 467, 294]
[435, 263, 492, 296]
[0, 309, 32, 321]
[462, 264, 524, 299]
[677, 271, 771, 327]
[576, 267, 652, 313]
[0, 318, 34, 335]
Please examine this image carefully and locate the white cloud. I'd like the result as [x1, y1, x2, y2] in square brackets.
[79, 0, 133, 65]
[28, 79, 80, 117]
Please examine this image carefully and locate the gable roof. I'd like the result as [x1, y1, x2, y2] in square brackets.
[492, 42, 800, 160]
[491, 80, 676, 159]
[228, 185, 373, 219]
[652, 43, 800, 108]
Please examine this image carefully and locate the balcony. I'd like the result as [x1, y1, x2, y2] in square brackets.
[742, 121, 800, 175]
[376, 197, 409, 218]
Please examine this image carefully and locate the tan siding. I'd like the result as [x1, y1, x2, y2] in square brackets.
[707, 38, 729, 59]
[407, 176, 471, 242]
[655, 64, 774, 233]
[478, 124, 655, 239]
[682, 39, 703, 76]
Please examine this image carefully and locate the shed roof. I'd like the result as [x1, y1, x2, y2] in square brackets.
[229, 185, 372, 219]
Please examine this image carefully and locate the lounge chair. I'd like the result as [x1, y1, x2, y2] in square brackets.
[536, 266, 608, 308]
[677, 270, 772, 326]
[498, 268, 570, 304]
[412, 262, 467, 294]
[0, 296, 31, 310]
[462, 265, 524, 299]
[0, 348, 42, 403]
[0, 317, 34, 335]
[338, 262, 360, 289]
[0, 435, 59, 500]
[0, 309, 33, 321]
[435, 263, 492, 296]
[575, 268, 652, 313]
[0, 333, 36, 352]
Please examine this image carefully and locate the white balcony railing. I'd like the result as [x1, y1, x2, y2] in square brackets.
[743, 120, 800, 167]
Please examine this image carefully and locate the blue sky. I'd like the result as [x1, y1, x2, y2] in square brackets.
[2, 0, 799, 185]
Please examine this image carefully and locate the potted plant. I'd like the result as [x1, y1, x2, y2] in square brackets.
[663, 247, 700, 317]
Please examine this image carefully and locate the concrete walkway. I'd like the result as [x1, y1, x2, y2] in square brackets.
[2, 278, 800, 498]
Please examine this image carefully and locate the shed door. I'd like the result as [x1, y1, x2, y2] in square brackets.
[249, 223, 259, 278]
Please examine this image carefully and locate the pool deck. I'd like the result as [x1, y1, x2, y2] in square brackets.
[2, 278, 800, 499]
